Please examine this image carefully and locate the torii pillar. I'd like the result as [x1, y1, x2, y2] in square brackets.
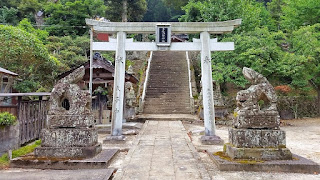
[200, 31, 222, 144]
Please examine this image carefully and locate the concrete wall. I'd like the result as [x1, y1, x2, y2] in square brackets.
[0, 123, 19, 156]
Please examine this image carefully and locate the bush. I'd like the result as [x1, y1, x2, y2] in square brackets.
[0, 112, 16, 126]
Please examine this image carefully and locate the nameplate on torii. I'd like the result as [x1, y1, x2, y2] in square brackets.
[92, 38, 234, 52]
[156, 24, 171, 47]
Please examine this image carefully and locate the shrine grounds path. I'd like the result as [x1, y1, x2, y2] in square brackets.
[113, 120, 210, 180]
[0, 118, 319, 179]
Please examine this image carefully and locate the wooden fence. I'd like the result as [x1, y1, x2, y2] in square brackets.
[0, 105, 17, 116]
[18, 100, 49, 145]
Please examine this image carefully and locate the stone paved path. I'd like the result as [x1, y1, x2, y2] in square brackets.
[114, 121, 210, 180]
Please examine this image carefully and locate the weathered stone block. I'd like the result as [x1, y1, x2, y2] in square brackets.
[0, 124, 19, 156]
[225, 143, 292, 160]
[229, 128, 286, 148]
[35, 143, 102, 158]
[47, 115, 94, 128]
[40, 129, 98, 147]
[234, 110, 280, 129]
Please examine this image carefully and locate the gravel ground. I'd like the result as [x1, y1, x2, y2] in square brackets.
[183, 118, 320, 180]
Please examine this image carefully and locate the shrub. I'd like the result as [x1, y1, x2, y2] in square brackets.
[275, 85, 291, 95]
[0, 112, 16, 126]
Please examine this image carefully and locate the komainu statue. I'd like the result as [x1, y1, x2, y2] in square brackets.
[224, 67, 292, 160]
[35, 66, 101, 158]
[234, 67, 279, 129]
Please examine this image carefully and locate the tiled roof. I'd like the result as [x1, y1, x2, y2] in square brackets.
[0, 67, 18, 76]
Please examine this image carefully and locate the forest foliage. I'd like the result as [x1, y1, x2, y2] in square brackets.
[0, 0, 319, 102]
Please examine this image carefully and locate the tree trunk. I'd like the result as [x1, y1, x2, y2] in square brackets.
[122, 0, 128, 22]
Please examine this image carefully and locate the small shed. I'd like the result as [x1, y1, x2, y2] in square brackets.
[0, 67, 18, 106]
[58, 53, 138, 90]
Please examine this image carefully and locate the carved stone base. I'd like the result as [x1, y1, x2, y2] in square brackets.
[234, 110, 280, 129]
[224, 143, 292, 160]
[40, 129, 98, 147]
[228, 128, 286, 148]
[47, 115, 94, 128]
[200, 135, 224, 145]
[35, 143, 102, 159]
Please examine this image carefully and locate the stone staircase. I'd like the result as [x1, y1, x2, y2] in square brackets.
[143, 51, 191, 114]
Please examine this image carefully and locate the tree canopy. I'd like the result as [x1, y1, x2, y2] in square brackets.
[105, 0, 147, 22]
[44, 0, 106, 36]
[0, 25, 61, 92]
[180, 0, 275, 32]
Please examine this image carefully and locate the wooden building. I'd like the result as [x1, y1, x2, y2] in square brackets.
[0, 67, 18, 106]
[58, 52, 138, 91]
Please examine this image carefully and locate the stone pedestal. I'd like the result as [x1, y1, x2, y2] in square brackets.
[35, 66, 102, 159]
[225, 128, 292, 160]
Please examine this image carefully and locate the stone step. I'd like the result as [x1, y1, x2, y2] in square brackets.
[145, 97, 189, 101]
[146, 92, 189, 95]
[143, 110, 191, 114]
[148, 75, 188, 79]
[148, 80, 188, 83]
[147, 87, 188, 90]
[144, 97, 190, 101]
[148, 74, 188, 77]
[144, 107, 191, 111]
[144, 108, 191, 112]
[143, 51, 191, 114]
[148, 83, 188, 86]
[151, 66, 187, 69]
[146, 95, 189, 98]
[144, 102, 190, 107]
[135, 114, 197, 122]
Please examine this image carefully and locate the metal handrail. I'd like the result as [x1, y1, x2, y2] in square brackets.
[140, 51, 153, 111]
[186, 51, 193, 99]
[186, 51, 194, 114]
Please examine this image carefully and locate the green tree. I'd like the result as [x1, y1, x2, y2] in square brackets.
[211, 28, 286, 87]
[0, 0, 19, 8]
[161, 0, 189, 10]
[0, 25, 62, 92]
[46, 35, 90, 69]
[16, 0, 49, 24]
[280, 0, 320, 31]
[281, 24, 320, 110]
[105, 0, 147, 22]
[44, 0, 106, 36]
[143, 0, 184, 22]
[267, 0, 285, 31]
[17, 18, 48, 43]
[180, 0, 275, 32]
[0, 6, 19, 25]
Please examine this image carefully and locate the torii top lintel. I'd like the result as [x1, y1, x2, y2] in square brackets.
[85, 19, 242, 34]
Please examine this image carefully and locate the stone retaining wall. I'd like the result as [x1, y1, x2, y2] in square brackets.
[0, 124, 19, 156]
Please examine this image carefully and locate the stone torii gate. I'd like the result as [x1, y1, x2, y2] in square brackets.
[86, 19, 241, 144]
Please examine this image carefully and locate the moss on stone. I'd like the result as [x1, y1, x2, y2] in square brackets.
[214, 151, 265, 164]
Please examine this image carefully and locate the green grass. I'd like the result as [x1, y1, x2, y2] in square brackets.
[0, 140, 41, 169]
